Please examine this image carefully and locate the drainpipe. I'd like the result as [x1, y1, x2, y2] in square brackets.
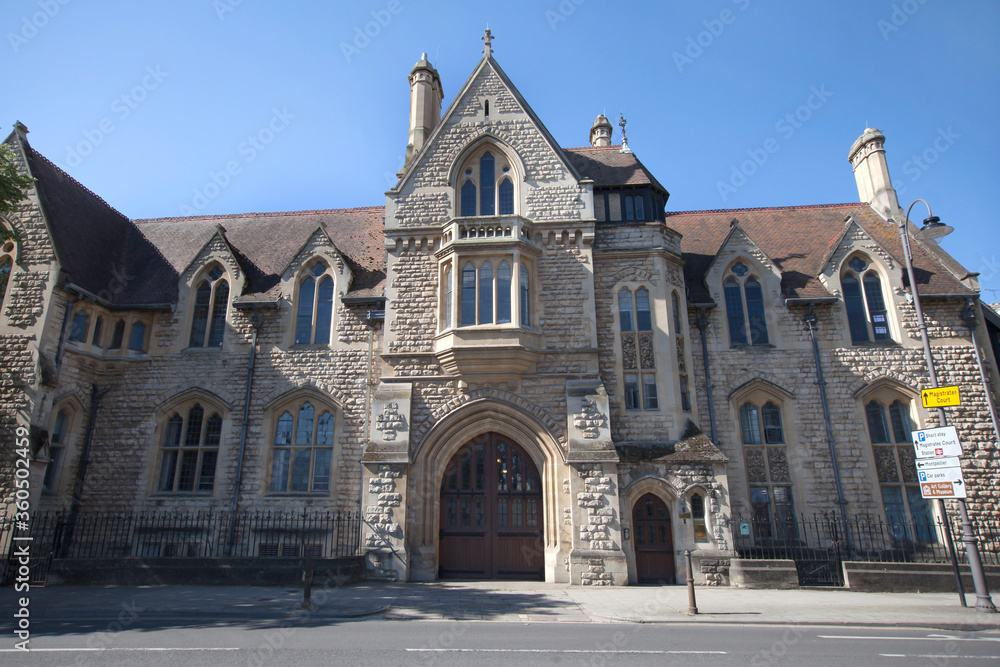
[803, 305, 853, 557]
[695, 308, 718, 444]
[226, 310, 262, 556]
[962, 299, 1000, 447]
[62, 383, 108, 556]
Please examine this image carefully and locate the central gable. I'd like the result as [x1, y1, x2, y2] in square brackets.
[388, 56, 589, 228]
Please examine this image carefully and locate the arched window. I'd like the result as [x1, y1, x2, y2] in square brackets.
[156, 402, 223, 493]
[91, 316, 104, 348]
[43, 408, 71, 493]
[497, 261, 511, 324]
[456, 146, 516, 217]
[519, 263, 530, 326]
[269, 399, 335, 493]
[461, 262, 476, 326]
[128, 321, 147, 352]
[461, 180, 476, 217]
[723, 263, 769, 346]
[479, 152, 496, 216]
[443, 265, 453, 329]
[498, 178, 514, 215]
[294, 261, 335, 345]
[110, 319, 126, 350]
[864, 393, 933, 542]
[739, 397, 795, 539]
[691, 493, 708, 542]
[0, 256, 11, 307]
[619, 287, 657, 411]
[69, 309, 89, 343]
[478, 261, 494, 324]
[842, 257, 892, 343]
[189, 266, 229, 348]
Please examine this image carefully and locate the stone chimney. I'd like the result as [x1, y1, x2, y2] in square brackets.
[590, 114, 612, 147]
[405, 53, 443, 166]
[848, 128, 900, 217]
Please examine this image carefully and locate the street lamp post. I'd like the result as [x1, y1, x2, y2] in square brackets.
[895, 199, 997, 614]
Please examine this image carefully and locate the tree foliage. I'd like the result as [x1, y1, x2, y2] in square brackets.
[0, 142, 34, 222]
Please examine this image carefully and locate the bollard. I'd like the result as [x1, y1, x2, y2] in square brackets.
[685, 550, 698, 615]
[303, 550, 314, 609]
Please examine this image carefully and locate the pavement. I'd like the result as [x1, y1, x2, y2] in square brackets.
[5, 581, 1000, 631]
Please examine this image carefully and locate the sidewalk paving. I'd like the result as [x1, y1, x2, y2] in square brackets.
[4, 581, 999, 631]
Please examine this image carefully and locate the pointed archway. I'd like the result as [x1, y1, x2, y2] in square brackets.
[438, 433, 544, 579]
[632, 493, 675, 584]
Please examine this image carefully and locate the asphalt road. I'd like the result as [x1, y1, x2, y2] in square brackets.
[3, 619, 1000, 666]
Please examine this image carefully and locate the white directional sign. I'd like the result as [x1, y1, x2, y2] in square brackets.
[915, 456, 962, 471]
[912, 426, 963, 460]
[918, 467, 965, 485]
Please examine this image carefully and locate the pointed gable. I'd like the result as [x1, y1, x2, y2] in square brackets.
[389, 55, 587, 227]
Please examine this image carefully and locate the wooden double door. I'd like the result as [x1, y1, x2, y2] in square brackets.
[633, 493, 676, 583]
[439, 433, 544, 580]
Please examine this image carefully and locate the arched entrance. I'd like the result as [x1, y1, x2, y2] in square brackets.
[633, 493, 675, 583]
[438, 432, 544, 580]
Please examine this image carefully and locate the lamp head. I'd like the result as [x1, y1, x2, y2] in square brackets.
[915, 215, 954, 240]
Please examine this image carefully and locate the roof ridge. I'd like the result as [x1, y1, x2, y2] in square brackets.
[563, 145, 623, 152]
[26, 144, 132, 224]
[135, 205, 386, 224]
[665, 202, 867, 216]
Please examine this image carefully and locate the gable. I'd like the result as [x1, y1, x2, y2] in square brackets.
[389, 57, 588, 227]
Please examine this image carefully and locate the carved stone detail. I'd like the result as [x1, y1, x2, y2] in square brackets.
[375, 402, 408, 441]
[573, 399, 609, 440]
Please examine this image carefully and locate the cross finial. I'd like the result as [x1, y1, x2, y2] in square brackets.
[619, 113, 632, 154]
[482, 28, 493, 57]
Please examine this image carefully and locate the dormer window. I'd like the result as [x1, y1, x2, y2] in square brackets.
[457, 147, 516, 217]
[723, 262, 769, 346]
[295, 261, 335, 345]
[189, 265, 229, 348]
[842, 256, 891, 343]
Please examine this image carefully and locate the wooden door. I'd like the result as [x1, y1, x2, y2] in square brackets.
[439, 433, 544, 580]
[633, 493, 676, 584]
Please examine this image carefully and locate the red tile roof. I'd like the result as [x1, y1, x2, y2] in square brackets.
[563, 146, 668, 193]
[663, 203, 974, 304]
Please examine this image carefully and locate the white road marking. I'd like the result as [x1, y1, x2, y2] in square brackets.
[0, 647, 240, 652]
[880, 655, 1000, 661]
[407, 648, 727, 654]
[820, 635, 1000, 642]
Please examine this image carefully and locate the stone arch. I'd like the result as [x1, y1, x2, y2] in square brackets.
[415, 387, 566, 446]
[850, 370, 921, 399]
[407, 397, 565, 582]
[447, 132, 526, 187]
[620, 475, 679, 585]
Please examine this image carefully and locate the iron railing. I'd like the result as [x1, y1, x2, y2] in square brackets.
[2, 510, 361, 564]
[733, 513, 1000, 566]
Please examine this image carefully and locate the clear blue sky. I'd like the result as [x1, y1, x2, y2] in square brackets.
[4, 0, 999, 299]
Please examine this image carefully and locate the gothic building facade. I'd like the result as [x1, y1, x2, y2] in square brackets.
[2, 39, 997, 585]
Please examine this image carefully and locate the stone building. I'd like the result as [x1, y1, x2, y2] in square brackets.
[2, 36, 997, 586]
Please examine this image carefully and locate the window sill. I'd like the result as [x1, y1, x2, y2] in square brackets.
[850, 340, 900, 348]
[265, 492, 331, 498]
[149, 492, 215, 498]
[729, 343, 776, 350]
[183, 346, 223, 353]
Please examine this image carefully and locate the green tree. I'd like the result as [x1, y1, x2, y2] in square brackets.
[0, 142, 33, 300]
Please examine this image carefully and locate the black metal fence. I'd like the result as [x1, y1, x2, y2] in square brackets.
[2, 510, 361, 569]
[734, 513, 1000, 567]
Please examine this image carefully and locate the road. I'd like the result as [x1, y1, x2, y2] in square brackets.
[2, 618, 1000, 666]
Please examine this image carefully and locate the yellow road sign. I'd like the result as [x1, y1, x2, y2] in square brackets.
[921, 386, 961, 408]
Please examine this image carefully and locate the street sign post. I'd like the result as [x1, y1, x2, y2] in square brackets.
[912, 426, 963, 460]
[912, 426, 967, 499]
[922, 386, 962, 409]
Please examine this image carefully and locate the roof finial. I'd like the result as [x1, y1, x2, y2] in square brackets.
[619, 113, 632, 154]
[482, 28, 493, 57]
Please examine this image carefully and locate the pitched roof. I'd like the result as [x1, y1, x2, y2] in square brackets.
[134, 207, 386, 302]
[19, 140, 176, 306]
[662, 202, 975, 304]
[563, 146, 668, 193]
